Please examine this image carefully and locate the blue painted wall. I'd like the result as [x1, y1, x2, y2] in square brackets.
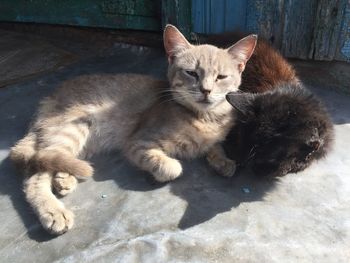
[339, 2, 350, 61]
[192, 0, 247, 33]
[192, 0, 350, 62]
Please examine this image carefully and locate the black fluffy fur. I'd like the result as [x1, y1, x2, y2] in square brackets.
[224, 84, 334, 177]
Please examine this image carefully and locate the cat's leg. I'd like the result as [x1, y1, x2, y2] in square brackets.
[33, 120, 93, 180]
[24, 172, 74, 234]
[52, 172, 78, 196]
[125, 142, 182, 182]
[32, 120, 93, 196]
[207, 144, 236, 177]
[10, 132, 37, 172]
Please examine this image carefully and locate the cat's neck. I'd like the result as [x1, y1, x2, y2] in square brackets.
[175, 96, 233, 122]
[197, 100, 233, 121]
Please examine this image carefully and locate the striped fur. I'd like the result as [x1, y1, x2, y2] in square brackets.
[23, 172, 74, 234]
[10, 25, 256, 234]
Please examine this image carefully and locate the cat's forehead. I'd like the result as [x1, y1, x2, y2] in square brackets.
[177, 44, 235, 70]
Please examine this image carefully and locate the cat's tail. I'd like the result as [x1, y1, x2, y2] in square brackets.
[32, 150, 93, 178]
[10, 132, 93, 178]
[10, 132, 37, 172]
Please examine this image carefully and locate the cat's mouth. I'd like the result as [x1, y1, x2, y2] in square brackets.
[198, 100, 211, 104]
[197, 97, 212, 105]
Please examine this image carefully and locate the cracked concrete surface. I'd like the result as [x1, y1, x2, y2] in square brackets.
[0, 28, 349, 263]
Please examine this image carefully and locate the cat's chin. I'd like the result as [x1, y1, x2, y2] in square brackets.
[197, 99, 212, 105]
[196, 96, 221, 105]
[195, 98, 229, 112]
[196, 100, 216, 110]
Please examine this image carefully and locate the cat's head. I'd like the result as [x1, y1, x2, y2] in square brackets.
[163, 25, 257, 112]
[226, 86, 334, 177]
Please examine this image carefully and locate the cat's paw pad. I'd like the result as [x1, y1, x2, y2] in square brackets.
[153, 158, 183, 182]
[52, 172, 78, 196]
[208, 157, 237, 177]
[39, 207, 74, 235]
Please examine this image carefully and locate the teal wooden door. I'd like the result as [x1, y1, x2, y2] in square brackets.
[191, 0, 350, 62]
[0, 0, 162, 31]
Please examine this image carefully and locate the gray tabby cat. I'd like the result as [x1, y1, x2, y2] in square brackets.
[10, 25, 257, 234]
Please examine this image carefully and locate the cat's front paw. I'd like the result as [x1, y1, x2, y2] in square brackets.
[220, 159, 237, 177]
[152, 158, 183, 182]
[207, 155, 237, 177]
[39, 207, 74, 235]
[52, 172, 78, 196]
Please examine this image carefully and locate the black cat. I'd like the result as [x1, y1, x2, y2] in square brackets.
[225, 85, 334, 177]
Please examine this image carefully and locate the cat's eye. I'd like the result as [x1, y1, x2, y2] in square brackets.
[216, 75, 228, 81]
[185, 70, 198, 79]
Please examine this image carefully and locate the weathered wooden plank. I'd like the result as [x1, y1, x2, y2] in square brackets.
[336, 1, 350, 61]
[246, 0, 318, 58]
[309, 0, 348, 60]
[280, 0, 319, 59]
[101, 0, 159, 16]
[224, 0, 247, 32]
[0, 0, 161, 31]
[246, 0, 286, 49]
[245, 0, 349, 61]
[161, 0, 192, 37]
[210, 0, 224, 33]
[192, 0, 247, 34]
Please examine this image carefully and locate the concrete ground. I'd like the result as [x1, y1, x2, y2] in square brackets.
[0, 26, 349, 263]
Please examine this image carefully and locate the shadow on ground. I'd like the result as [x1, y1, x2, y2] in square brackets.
[92, 154, 277, 230]
[0, 158, 55, 242]
[0, 144, 277, 242]
[170, 162, 277, 229]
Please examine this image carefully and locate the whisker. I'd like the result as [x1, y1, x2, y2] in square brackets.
[155, 91, 197, 101]
[155, 98, 180, 106]
[155, 93, 195, 107]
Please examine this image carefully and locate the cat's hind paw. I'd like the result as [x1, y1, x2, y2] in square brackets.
[152, 158, 183, 182]
[39, 207, 74, 235]
[52, 172, 78, 196]
[207, 155, 237, 177]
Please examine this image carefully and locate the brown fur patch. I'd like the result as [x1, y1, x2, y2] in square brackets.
[205, 32, 299, 93]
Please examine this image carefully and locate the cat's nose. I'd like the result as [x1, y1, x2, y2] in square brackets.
[200, 87, 211, 95]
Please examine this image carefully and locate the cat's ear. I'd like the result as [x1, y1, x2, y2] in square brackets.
[227, 34, 257, 73]
[163, 24, 192, 63]
[226, 92, 255, 115]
